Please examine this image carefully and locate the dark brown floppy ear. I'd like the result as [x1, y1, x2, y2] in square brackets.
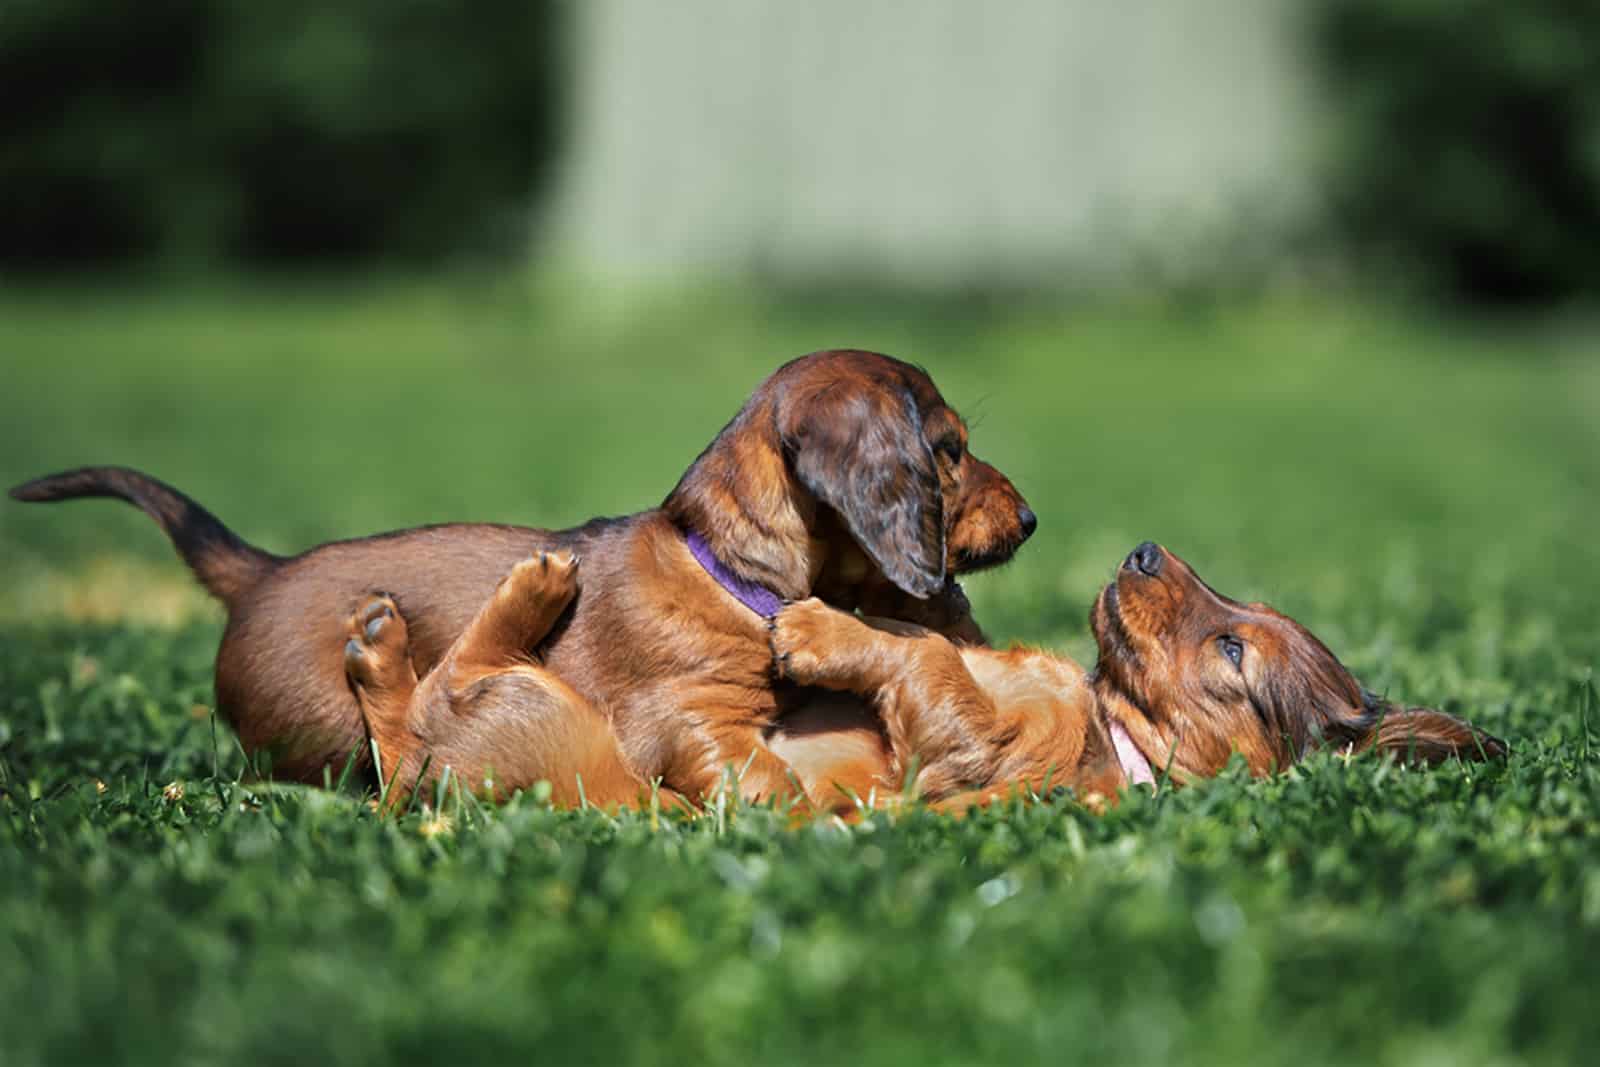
[781, 384, 945, 598]
[1358, 705, 1508, 765]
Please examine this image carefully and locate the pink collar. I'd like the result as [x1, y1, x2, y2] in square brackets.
[1108, 717, 1156, 787]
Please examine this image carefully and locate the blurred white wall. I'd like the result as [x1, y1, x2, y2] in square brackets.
[552, 1, 1317, 287]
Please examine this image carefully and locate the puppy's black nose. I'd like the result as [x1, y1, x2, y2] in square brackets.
[1125, 541, 1162, 576]
[1018, 507, 1038, 540]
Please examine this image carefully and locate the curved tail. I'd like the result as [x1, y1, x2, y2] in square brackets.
[9, 466, 279, 607]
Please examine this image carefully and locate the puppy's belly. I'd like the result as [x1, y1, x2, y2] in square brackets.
[769, 692, 892, 801]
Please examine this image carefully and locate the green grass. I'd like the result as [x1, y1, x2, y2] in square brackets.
[2, 278, 1598, 1065]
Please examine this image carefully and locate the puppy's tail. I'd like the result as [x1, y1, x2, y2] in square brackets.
[9, 466, 280, 607]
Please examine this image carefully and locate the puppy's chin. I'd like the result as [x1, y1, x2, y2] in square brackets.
[1089, 583, 1139, 695]
[950, 540, 1022, 576]
[1098, 580, 1117, 621]
[1089, 582, 1120, 650]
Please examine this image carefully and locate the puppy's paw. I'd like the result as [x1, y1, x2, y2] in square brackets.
[495, 550, 580, 639]
[344, 593, 415, 695]
[506, 549, 579, 599]
[769, 597, 852, 686]
[502, 547, 579, 604]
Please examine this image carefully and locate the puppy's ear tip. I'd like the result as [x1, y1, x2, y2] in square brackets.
[888, 566, 946, 599]
[1372, 706, 1509, 765]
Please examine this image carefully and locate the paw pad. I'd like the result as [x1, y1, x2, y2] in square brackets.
[344, 593, 410, 690]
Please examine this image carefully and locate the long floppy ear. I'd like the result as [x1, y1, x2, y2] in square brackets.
[1358, 705, 1508, 765]
[781, 385, 945, 597]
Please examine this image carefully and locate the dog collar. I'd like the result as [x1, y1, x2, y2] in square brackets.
[685, 529, 785, 619]
[1109, 718, 1156, 788]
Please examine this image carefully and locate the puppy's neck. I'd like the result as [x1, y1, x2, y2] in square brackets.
[1089, 677, 1188, 784]
[662, 401, 845, 603]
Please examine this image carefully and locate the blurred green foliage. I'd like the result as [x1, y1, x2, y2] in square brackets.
[3, 280, 1596, 639]
[0, 0, 562, 268]
[1313, 0, 1600, 305]
[9, 0, 1600, 307]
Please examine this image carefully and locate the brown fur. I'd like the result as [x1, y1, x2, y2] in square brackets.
[336, 541, 1505, 814]
[772, 541, 1506, 809]
[1084, 543, 1507, 781]
[9, 350, 1033, 803]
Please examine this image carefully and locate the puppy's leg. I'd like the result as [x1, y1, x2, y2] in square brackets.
[772, 599, 1002, 800]
[348, 553, 681, 812]
[344, 593, 421, 780]
[448, 550, 579, 680]
[414, 663, 679, 812]
[693, 723, 812, 808]
[341, 552, 574, 797]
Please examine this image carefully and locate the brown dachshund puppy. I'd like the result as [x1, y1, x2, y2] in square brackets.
[336, 541, 1503, 812]
[9, 351, 1035, 800]
[770, 540, 1507, 809]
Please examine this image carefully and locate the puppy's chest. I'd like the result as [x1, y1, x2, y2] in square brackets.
[551, 596, 776, 710]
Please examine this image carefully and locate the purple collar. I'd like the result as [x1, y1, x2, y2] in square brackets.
[685, 530, 785, 619]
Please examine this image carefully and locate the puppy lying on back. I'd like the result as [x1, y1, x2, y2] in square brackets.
[333, 541, 1503, 811]
[10, 351, 1035, 801]
[770, 541, 1506, 809]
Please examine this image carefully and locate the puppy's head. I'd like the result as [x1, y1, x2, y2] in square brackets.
[666, 350, 1034, 601]
[1090, 542, 1506, 778]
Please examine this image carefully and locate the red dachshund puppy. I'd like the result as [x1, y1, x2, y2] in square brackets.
[771, 540, 1506, 809]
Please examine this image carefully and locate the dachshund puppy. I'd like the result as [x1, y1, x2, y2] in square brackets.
[770, 541, 1507, 809]
[335, 541, 1503, 812]
[9, 351, 1034, 800]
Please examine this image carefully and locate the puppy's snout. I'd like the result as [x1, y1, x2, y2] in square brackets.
[1017, 507, 1038, 541]
[1124, 541, 1163, 577]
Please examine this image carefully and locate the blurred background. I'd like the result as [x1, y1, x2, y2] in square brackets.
[8, 0, 1600, 299]
[3, 0, 1598, 677]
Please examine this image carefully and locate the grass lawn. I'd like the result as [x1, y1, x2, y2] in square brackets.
[1, 278, 1597, 1065]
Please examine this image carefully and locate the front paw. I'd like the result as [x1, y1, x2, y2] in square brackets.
[769, 597, 849, 686]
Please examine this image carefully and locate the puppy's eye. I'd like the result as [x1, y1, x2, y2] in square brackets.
[1218, 635, 1244, 669]
[934, 437, 963, 463]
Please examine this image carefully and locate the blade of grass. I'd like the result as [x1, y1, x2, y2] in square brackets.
[404, 754, 434, 818]
[434, 765, 453, 814]
[370, 739, 386, 807]
[209, 710, 228, 811]
[333, 742, 363, 795]
[899, 754, 921, 803]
